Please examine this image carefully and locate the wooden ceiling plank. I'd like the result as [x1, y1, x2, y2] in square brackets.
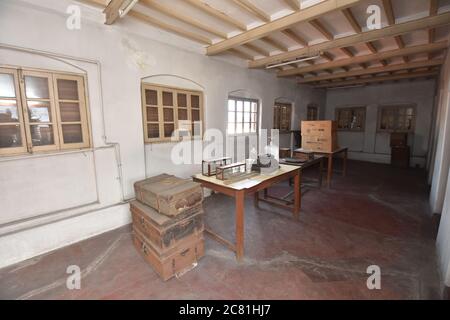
[140, 0, 228, 39]
[243, 43, 270, 56]
[228, 48, 254, 60]
[281, 29, 308, 47]
[128, 10, 212, 44]
[184, 0, 247, 31]
[261, 36, 288, 52]
[232, 0, 271, 22]
[284, 0, 300, 11]
[299, 59, 444, 83]
[278, 41, 447, 77]
[249, 12, 450, 69]
[314, 70, 438, 88]
[104, 0, 133, 25]
[206, 0, 361, 55]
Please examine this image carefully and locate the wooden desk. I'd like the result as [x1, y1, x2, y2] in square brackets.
[193, 165, 300, 261]
[279, 155, 324, 189]
[294, 147, 348, 188]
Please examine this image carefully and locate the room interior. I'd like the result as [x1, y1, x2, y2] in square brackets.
[0, 0, 450, 300]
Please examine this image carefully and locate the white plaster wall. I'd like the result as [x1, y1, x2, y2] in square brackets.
[430, 47, 450, 214]
[325, 80, 436, 168]
[0, 0, 324, 267]
[437, 170, 450, 286]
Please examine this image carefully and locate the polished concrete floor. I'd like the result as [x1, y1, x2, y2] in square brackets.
[0, 160, 443, 299]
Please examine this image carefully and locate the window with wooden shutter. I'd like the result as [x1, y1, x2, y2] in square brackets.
[141, 84, 204, 143]
[378, 105, 416, 133]
[0, 66, 90, 156]
[273, 102, 292, 133]
[335, 106, 366, 131]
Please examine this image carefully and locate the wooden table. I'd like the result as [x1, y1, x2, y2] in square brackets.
[193, 164, 300, 261]
[294, 147, 348, 188]
[279, 155, 324, 189]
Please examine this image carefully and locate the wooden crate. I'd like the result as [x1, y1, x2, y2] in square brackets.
[134, 174, 203, 217]
[133, 226, 204, 281]
[130, 200, 204, 255]
[301, 133, 338, 153]
[301, 120, 337, 137]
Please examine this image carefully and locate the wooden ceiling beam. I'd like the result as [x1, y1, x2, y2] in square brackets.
[128, 10, 212, 44]
[284, 0, 300, 11]
[103, 0, 134, 25]
[281, 29, 307, 47]
[429, 0, 439, 59]
[140, 0, 228, 39]
[382, 0, 408, 63]
[278, 41, 447, 77]
[206, 0, 361, 55]
[242, 43, 270, 56]
[184, 0, 247, 31]
[299, 59, 444, 83]
[261, 37, 289, 52]
[249, 12, 450, 68]
[231, 0, 271, 22]
[228, 48, 254, 60]
[314, 70, 438, 88]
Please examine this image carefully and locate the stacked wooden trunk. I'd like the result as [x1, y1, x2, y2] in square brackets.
[131, 174, 205, 281]
[301, 120, 338, 153]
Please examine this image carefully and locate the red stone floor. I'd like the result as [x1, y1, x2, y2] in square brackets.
[0, 160, 443, 299]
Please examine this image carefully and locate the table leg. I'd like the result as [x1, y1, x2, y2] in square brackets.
[327, 154, 333, 188]
[254, 191, 259, 208]
[235, 190, 245, 261]
[343, 149, 347, 177]
[294, 170, 301, 219]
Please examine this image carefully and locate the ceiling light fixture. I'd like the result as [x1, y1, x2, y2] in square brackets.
[266, 53, 322, 69]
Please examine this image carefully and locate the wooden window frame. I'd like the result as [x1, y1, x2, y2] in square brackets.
[141, 83, 204, 143]
[307, 104, 319, 121]
[273, 102, 292, 133]
[0, 67, 28, 155]
[377, 104, 416, 133]
[335, 106, 366, 132]
[0, 66, 91, 156]
[227, 96, 259, 136]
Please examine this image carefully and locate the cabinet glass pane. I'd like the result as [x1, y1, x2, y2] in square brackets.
[62, 124, 83, 143]
[147, 124, 159, 139]
[162, 92, 173, 106]
[191, 109, 200, 121]
[30, 124, 54, 146]
[163, 108, 174, 122]
[191, 95, 199, 109]
[178, 108, 188, 120]
[0, 124, 22, 148]
[25, 76, 49, 99]
[164, 124, 174, 138]
[177, 93, 187, 108]
[146, 107, 159, 122]
[28, 101, 51, 123]
[145, 89, 158, 105]
[57, 79, 79, 100]
[0, 74, 16, 98]
[60, 102, 81, 122]
[0, 100, 19, 122]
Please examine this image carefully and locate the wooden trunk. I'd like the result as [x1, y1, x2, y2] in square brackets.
[130, 200, 204, 255]
[134, 174, 203, 217]
[133, 227, 204, 281]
